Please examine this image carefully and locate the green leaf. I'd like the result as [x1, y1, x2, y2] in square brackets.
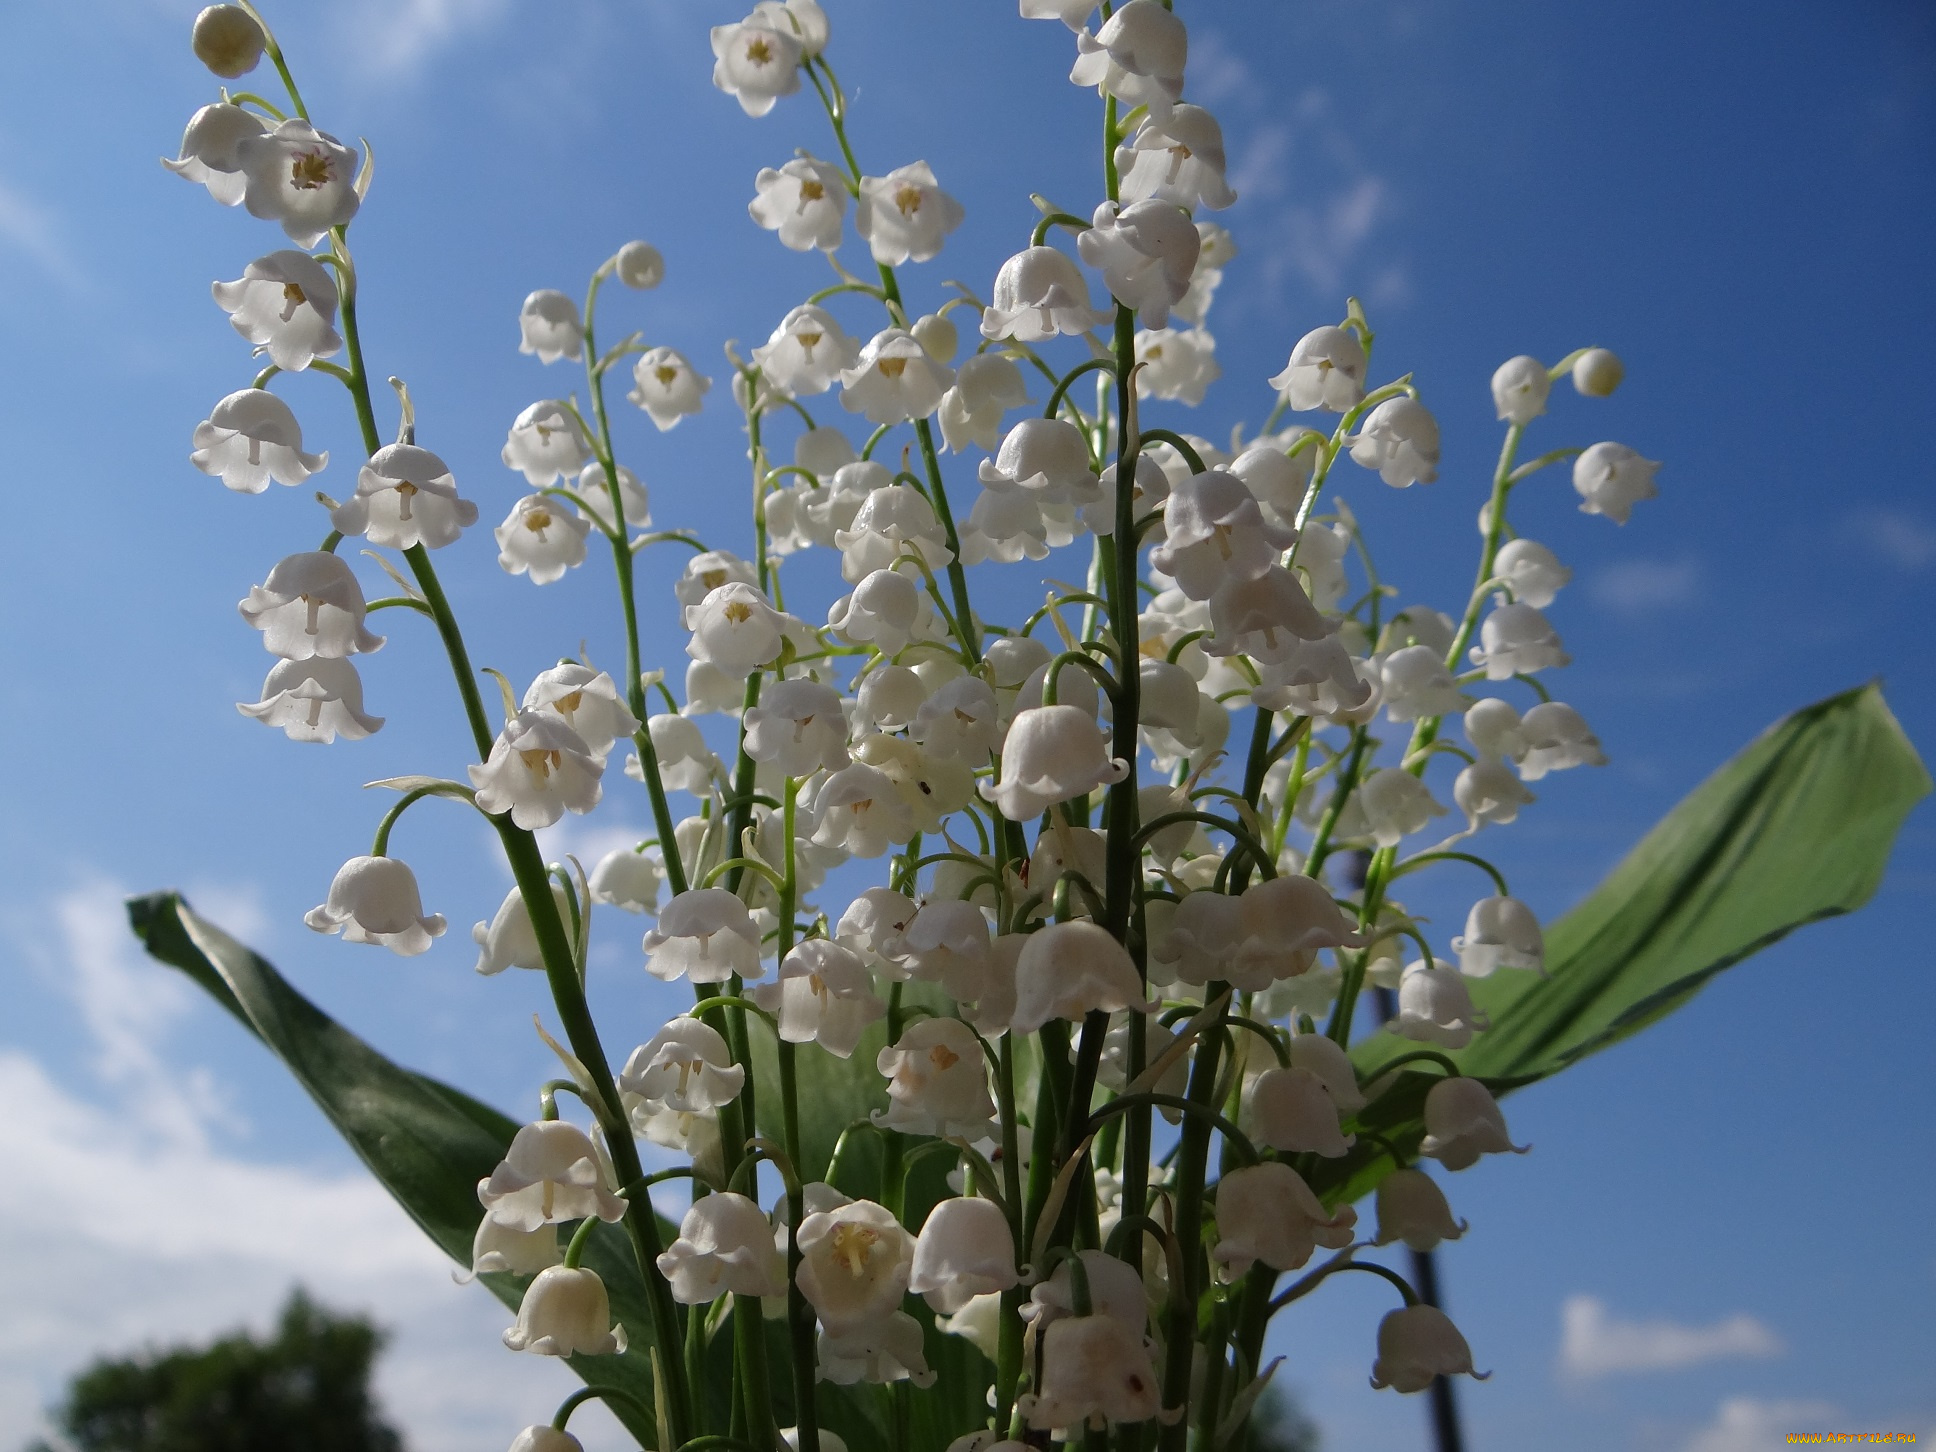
[127, 892, 663, 1443]
[1323, 683, 1930, 1204]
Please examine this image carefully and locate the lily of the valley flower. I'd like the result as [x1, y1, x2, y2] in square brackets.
[588, 846, 662, 915]
[629, 347, 712, 430]
[1573, 441, 1659, 523]
[1211, 1161, 1356, 1277]
[502, 1266, 626, 1357]
[875, 1018, 996, 1139]
[1452, 896, 1545, 977]
[468, 711, 602, 829]
[1373, 1168, 1469, 1252]
[855, 162, 965, 266]
[191, 389, 326, 493]
[163, 102, 265, 205]
[685, 581, 790, 675]
[1070, 0, 1188, 118]
[620, 1017, 746, 1115]
[981, 706, 1127, 823]
[710, 18, 804, 116]
[235, 118, 360, 247]
[644, 888, 765, 984]
[909, 1196, 1021, 1314]
[495, 494, 591, 585]
[938, 353, 1031, 453]
[750, 938, 885, 1057]
[522, 663, 638, 764]
[840, 328, 956, 425]
[755, 304, 862, 397]
[330, 443, 479, 550]
[1518, 701, 1607, 779]
[1492, 537, 1571, 608]
[1418, 1076, 1529, 1171]
[1026, 1314, 1162, 1430]
[1114, 105, 1237, 210]
[1350, 397, 1441, 487]
[980, 247, 1114, 343]
[1370, 1305, 1488, 1394]
[478, 1120, 626, 1232]
[656, 1191, 786, 1303]
[1011, 920, 1153, 1035]
[1150, 470, 1294, 601]
[239, 657, 383, 743]
[1469, 602, 1569, 680]
[1078, 199, 1199, 329]
[500, 400, 591, 487]
[795, 1198, 915, 1330]
[472, 882, 575, 976]
[212, 250, 342, 371]
[303, 855, 443, 954]
[517, 290, 582, 364]
[749, 156, 850, 251]
[237, 551, 383, 660]
[1270, 325, 1367, 412]
[1489, 354, 1550, 425]
[1389, 963, 1491, 1049]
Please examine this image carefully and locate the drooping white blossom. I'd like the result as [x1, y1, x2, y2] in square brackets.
[1230, 873, 1365, 987]
[478, 1121, 626, 1232]
[981, 705, 1128, 822]
[755, 305, 861, 397]
[1572, 442, 1659, 523]
[875, 1018, 996, 1138]
[836, 484, 954, 580]
[1418, 1076, 1528, 1170]
[237, 551, 383, 660]
[466, 1217, 562, 1279]
[810, 761, 916, 858]
[1389, 963, 1490, 1048]
[749, 0, 829, 56]
[523, 663, 639, 764]
[1078, 199, 1199, 329]
[685, 582, 790, 675]
[1350, 397, 1441, 487]
[1369, 1305, 1487, 1394]
[471, 882, 575, 976]
[839, 328, 956, 425]
[1379, 645, 1469, 723]
[1517, 701, 1607, 779]
[1373, 1169, 1469, 1252]
[890, 899, 994, 1005]
[1489, 354, 1550, 425]
[501, 400, 591, 487]
[1203, 565, 1331, 664]
[1134, 326, 1220, 404]
[855, 162, 965, 265]
[1463, 697, 1526, 763]
[1248, 1066, 1354, 1158]
[621, 1017, 746, 1115]
[508, 1428, 581, 1452]
[656, 1192, 786, 1303]
[751, 938, 885, 1058]
[1453, 759, 1535, 830]
[629, 347, 711, 430]
[1452, 896, 1544, 978]
[1011, 920, 1153, 1035]
[909, 1196, 1020, 1314]
[468, 711, 602, 829]
[211, 250, 341, 371]
[1469, 602, 1569, 679]
[303, 855, 443, 954]
[912, 676, 1001, 761]
[980, 247, 1113, 343]
[495, 494, 592, 585]
[818, 1311, 935, 1388]
[1359, 768, 1448, 848]
[828, 568, 926, 655]
[1115, 105, 1237, 210]
[191, 389, 326, 493]
[795, 1198, 916, 1330]
[641, 713, 720, 793]
[588, 846, 661, 915]
[1026, 1314, 1162, 1430]
[644, 888, 764, 984]
[239, 657, 383, 743]
[744, 678, 851, 776]
[836, 887, 919, 975]
[502, 1266, 626, 1357]
[710, 19, 804, 116]
[1070, 0, 1187, 118]
[1150, 470, 1295, 601]
[1492, 537, 1570, 608]
[749, 157, 850, 251]
[1211, 1161, 1355, 1277]
[163, 102, 265, 205]
[330, 443, 479, 550]
[1270, 325, 1367, 412]
[235, 119, 361, 247]
[938, 353, 1030, 454]
[517, 290, 583, 364]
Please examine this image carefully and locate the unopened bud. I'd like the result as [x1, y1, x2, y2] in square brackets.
[912, 311, 959, 363]
[192, 5, 265, 78]
[1570, 347, 1623, 397]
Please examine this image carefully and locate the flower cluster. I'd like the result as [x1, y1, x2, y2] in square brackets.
[167, 2, 1659, 1448]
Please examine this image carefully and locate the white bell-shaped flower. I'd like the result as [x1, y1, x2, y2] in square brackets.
[638, 713, 719, 794]
[979, 418, 1098, 505]
[1080, 453, 1170, 536]
[855, 162, 965, 265]
[467, 1217, 562, 1279]
[1492, 538, 1570, 608]
[508, 1427, 580, 1452]
[744, 678, 850, 776]
[500, 400, 591, 487]
[1469, 602, 1569, 680]
[835, 484, 954, 581]
[796, 1198, 915, 1329]
[644, 888, 763, 984]
[517, 290, 582, 364]
[749, 156, 849, 251]
[1203, 565, 1330, 663]
[1253, 640, 1377, 722]
[1155, 890, 1241, 987]
[330, 443, 478, 550]
[810, 761, 916, 858]
[1373, 1168, 1468, 1252]
[523, 664, 638, 764]
[1572, 347, 1623, 397]
[829, 568, 925, 655]
[685, 582, 788, 675]
[959, 490, 1054, 564]
[909, 1196, 1020, 1314]
[1079, 198, 1199, 328]
[912, 676, 1001, 761]
[1231, 872, 1365, 984]
[471, 882, 574, 976]
[191, 388, 326, 493]
[621, 1017, 745, 1115]
[1270, 325, 1367, 413]
[502, 1266, 626, 1357]
[303, 855, 443, 955]
[656, 1191, 786, 1303]
[840, 328, 956, 425]
[615, 240, 665, 289]
[836, 887, 919, 977]
[1150, 470, 1294, 601]
[755, 304, 861, 398]
[1134, 326, 1220, 405]
[1115, 105, 1236, 210]
[468, 712, 602, 829]
[1390, 963, 1490, 1048]
[1419, 1076, 1527, 1170]
[237, 551, 383, 660]
[1070, 0, 1187, 118]
[890, 899, 994, 1005]
[1463, 697, 1525, 764]
[710, 19, 803, 116]
[1358, 768, 1448, 848]
[796, 427, 858, 477]
[1573, 441, 1659, 523]
[1370, 1304, 1487, 1393]
[1379, 645, 1469, 724]
[629, 347, 711, 431]
[1489, 354, 1549, 425]
[588, 846, 661, 915]
[495, 495, 591, 585]
[1247, 1066, 1353, 1157]
[1022, 0, 1099, 25]
[938, 353, 1030, 454]
[1350, 397, 1441, 487]
[1452, 896, 1544, 977]
[1211, 1161, 1355, 1278]
[981, 706, 1127, 822]
[744, 0, 828, 57]
[212, 249, 341, 370]
[235, 118, 360, 246]
[1291, 512, 1350, 605]
[751, 938, 885, 1058]
[1011, 920, 1153, 1035]
[1023, 1248, 1147, 1337]
[163, 102, 265, 205]
[1454, 759, 1535, 830]
[675, 549, 762, 609]
[1518, 701, 1606, 779]
[818, 1310, 935, 1387]
[1027, 1314, 1162, 1429]
[1173, 219, 1231, 326]
[239, 657, 383, 743]
[1289, 1031, 1367, 1113]
[875, 1018, 995, 1138]
[479, 1121, 626, 1232]
[980, 247, 1113, 343]
[1383, 604, 1457, 657]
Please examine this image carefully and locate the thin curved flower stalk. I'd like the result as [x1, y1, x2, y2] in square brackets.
[167, 3, 1656, 1449]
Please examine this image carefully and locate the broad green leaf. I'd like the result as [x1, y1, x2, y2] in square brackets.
[127, 892, 662, 1444]
[1320, 683, 1930, 1205]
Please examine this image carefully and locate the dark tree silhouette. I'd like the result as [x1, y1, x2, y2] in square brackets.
[30, 1289, 404, 1452]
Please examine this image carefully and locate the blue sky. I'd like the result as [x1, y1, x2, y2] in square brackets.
[0, 1, 1930, 1449]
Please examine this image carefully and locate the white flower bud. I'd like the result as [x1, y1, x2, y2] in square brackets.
[588, 846, 661, 915]
[1453, 896, 1544, 977]
[629, 347, 711, 431]
[471, 882, 573, 976]
[1489, 354, 1549, 425]
[1269, 325, 1367, 413]
[1373, 1168, 1468, 1252]
[479, 1121, 625, 1232]
[1359, 769, 1449, 849]
[939, 1294, 1005, 1362]
[468, 712, 602, 829]
[1011, 920, 1153, 1035]
[909, 1197, 1021, 1314]
[1492, 538, 1570, 609]
[912, 311, 960, 362]
[1570, 347, 1623, 397]
[1518, 701, 1607, 779]
[796, 1199, 915, 1330]
[1211, 1161, 1355, 1278]
[502, 1266, 626, 1357]
[508, 1427, 581, 1452]
[303, 855, 442, 954]
[656, 1191, 785, 1303]
[239, 657, 383, 743]
[750, 157, 849, 252]
[750, 938, 885, 1058]
[211, 250, 340, 371]
[191, 388, 326, 493]
[236, 119, 360, 247]
[1572, 442, 1659, 524]
[1462, 698, 1524, 763]
[644, 889, 764, 984]
[1469, 602, 1569, 680]
[1115, 104, 1236, 210]
[621, 1017, 745, 1115]
[855, 162, 964, 266]
[1154, 890, 1240, 986]
[840, 329, 956, 425]
[192, 6, 265, 77]
[981, 706, 1128, 822]
[981, 247, 1113, 343]
[710, 20, 803, 115]
[1419, 1076, 1528, 1171]
[615, 240, 664, 289]
[1350, 397, 1441, 487]
[1369, 1304, 1487, 1393]
[516, 291, 582, 365]
[331, 443, 478, 550]
[1070, 0, 1187, 118]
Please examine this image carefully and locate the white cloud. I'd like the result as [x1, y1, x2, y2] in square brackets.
[1682, 1396, 1839, 1452]
[1587, 556, 1700, 613]
[1846, 508, 1936, 569]
[1559, 1294, 1782, 1379]
[330, 0, 511, 78]
[0, 177, 87, 292]
[0, 879, 633, 1452]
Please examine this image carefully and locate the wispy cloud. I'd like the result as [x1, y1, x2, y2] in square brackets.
[1844, 508, 1936, 570]
[1587, 556, 1700, 613]
[0, 177, 87, 293]
[1559, 1294, 1782, 1379]
[1682, 1396, 1840, 1452]
[329, 0, 511, 79]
